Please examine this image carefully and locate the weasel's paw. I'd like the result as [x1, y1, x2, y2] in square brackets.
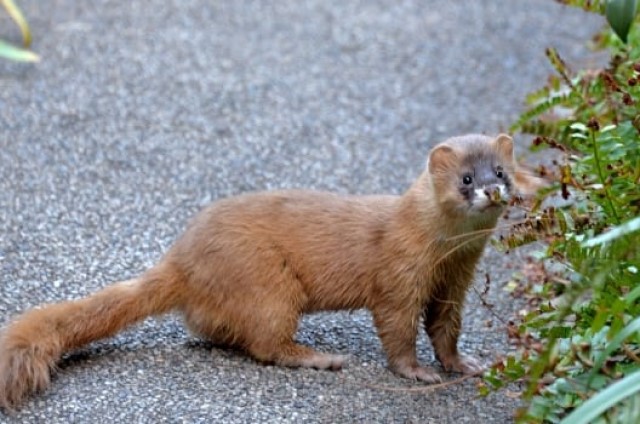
[393, 364, 443, 384]
[441, 354, 484, 375]
[299, 353, 347, 371]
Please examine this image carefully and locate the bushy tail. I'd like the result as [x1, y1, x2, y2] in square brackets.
[0, 263, 184, 410]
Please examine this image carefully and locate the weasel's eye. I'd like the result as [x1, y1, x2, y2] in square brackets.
[496, 169, 504, 179]
[462, 175, 473, 185]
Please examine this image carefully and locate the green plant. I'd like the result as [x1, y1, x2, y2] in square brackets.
[0, 0, 39, 62]
[481, 1, 640, 422]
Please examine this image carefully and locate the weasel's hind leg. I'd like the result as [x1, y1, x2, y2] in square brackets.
[241, 300, 346, 371]
[182, 277, 345, 371]
[250, 340, 346, 371]
[183, 309, 241, 349]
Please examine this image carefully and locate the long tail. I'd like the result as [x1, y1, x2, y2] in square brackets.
[0, 262, 184, 410]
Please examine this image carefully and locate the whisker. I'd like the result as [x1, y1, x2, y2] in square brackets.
[444, 218, 530, 242]
[434, 231, 491, 267]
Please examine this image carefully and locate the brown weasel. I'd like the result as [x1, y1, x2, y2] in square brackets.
[0, 133, 543, 409]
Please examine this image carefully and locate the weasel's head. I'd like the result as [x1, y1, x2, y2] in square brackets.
[426, 134, 516, 223]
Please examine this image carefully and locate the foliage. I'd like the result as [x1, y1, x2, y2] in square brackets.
[606, 0, 638, 43]
[0, 0, 39, 62]
[482, 2, 640, 423]
[554, 0, 607, 14]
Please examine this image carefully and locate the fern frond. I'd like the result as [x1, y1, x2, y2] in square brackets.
[546, 47, 574, 86]
[519, 119, 568, 139]
[511, 92, 578, 132]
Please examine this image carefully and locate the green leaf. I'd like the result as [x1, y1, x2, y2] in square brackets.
[605, 0, 638, 43]
[549, 326, 573, 338]
[0, 39, 39, 62]
[582, 216, 640, 247]
[625, 285, 640, 306]
[570, 122, 589, 132]
[589, 317, 640, 384]
[0, 0, 32, 46]
[591, 309, 610, 333]
[561, 371, 640, 424]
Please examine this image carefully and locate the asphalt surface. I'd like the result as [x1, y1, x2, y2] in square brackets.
[1, 1, 603, 423]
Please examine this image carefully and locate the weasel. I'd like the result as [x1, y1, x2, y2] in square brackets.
[0, 134, 543, 409]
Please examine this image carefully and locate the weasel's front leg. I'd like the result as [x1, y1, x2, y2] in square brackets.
[423, 288, 484, 375]
[373, 305, 442, 384]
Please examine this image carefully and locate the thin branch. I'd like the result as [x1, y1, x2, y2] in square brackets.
[348, 371, 482, 393]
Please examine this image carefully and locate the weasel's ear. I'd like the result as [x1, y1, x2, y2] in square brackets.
[494, 133, 514, 161]
[428, 144, 457, 175]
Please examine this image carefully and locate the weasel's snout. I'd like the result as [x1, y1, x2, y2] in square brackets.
[483, 184, 499, 197]
[482, 184, 507, 205]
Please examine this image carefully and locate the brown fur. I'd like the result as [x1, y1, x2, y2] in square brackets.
[0, 134, 543, 409]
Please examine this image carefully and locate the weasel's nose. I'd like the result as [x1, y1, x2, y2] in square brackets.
[483, 184, 503, 203]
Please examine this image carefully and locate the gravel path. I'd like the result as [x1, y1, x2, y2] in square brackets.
[1, 1, 602, 423]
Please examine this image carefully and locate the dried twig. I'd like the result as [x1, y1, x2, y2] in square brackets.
[346, 371, 482, 393]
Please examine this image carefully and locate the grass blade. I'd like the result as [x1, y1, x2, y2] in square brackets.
[0, 39, 39, 62]
[561, 372, 640, 424]
[1, 0, 33, 46]
[582, 216, 640, 247]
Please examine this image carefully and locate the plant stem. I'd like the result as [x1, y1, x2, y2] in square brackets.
[591, 130, 620, 224]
